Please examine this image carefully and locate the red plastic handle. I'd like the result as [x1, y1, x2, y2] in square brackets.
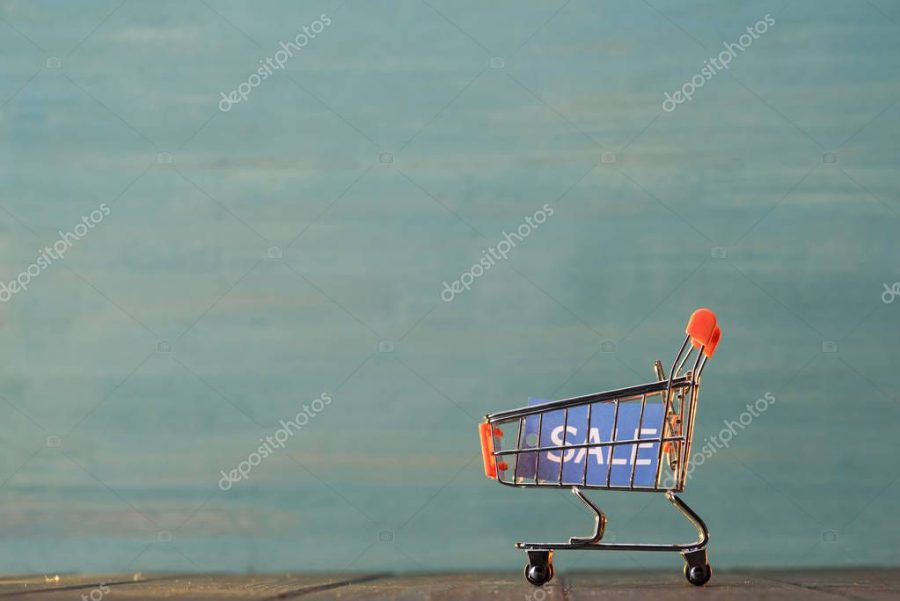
[687, 308, 721, 358]
[686, 308, 717, 347]
[704, 326, 721, 358]
[479, 422, 498, 479]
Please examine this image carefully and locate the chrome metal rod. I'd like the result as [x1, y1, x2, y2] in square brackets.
[568, 488, 606, 545]
[516, 490, 709, 553]
[487, 378, 691, 421]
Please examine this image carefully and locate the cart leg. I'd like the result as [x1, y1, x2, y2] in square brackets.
[568, 487, 606, 545]
[666, 492, 712, 586]
[524, 550, 554, 587]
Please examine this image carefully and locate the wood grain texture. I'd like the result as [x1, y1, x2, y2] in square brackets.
[0, 570, 896, 600]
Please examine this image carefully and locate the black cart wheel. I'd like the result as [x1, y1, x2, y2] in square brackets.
[524, 562, 554, 587]
[684, 563, 712, 586]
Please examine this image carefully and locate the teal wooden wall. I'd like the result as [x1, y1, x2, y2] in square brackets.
[0, 0, 898, 572]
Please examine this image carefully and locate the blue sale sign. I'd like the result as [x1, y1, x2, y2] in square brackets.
[515, 398, 664, 487]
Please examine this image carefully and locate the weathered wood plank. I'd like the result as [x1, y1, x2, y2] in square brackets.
[0, 570, 896, 600]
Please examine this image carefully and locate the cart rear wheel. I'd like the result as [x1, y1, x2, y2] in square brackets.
[684, 563, 711, 586]
[524, 562, 554, 587]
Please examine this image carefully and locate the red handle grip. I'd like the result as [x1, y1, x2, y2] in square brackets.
[704, 326, 721, 358]
[479, 422, 498, 479]
[686, 308, 721, 358]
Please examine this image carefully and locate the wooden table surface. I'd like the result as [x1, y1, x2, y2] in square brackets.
[0, 569, 896, 600]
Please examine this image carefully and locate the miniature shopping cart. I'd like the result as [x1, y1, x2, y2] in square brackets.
[479, 308, 721, 587]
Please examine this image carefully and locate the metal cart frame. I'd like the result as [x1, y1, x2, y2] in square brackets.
[479, 309, 721, 587]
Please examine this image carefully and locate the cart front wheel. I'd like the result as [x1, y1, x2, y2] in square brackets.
[524, 562, 554, 587]
[684, 563, 712, 586]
